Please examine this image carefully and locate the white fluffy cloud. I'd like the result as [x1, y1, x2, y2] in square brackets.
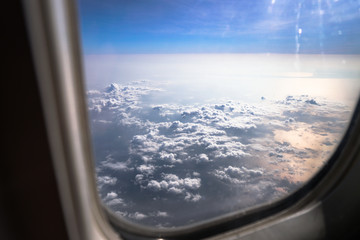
[99, 155, 133, 171]
[137, 164, 156, 175]
[89, 83, 261, 167]
[146, 174, 201, 192]
[107, 198, 126, 206]
[185, 193, 202, 202]
[155, 211, 169, 217]
[104, 191, 118, 200]
[97, 176, 117, 188]
[102, 191, 127, 207]
[212, 165, 264, 185]
[139, 173, 202, 202]
[116, 210, 170, 220]
[128, 212, 148, 220]
[88, 83, 162, 113]
[88, 82, 352, 227]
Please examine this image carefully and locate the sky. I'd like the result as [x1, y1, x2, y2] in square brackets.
[77, 0, 360, 54]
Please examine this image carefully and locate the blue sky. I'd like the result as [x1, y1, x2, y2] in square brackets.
[77, 0, 360, 54]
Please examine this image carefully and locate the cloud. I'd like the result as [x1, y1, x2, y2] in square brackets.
[87, 82, 162, 114]
[99, 155, 133, 172]
[140, 173, 202, 201]
[103, 191, 118, 201]
[128, 212, 148, 220]
[159, 151, 182, 164]
[185, 193, 202, 202]
[128, 119, 249, 164]
[97, 176, 117, 188]
[305, 99, 319, 105]
[137, 164, 156, 175]
[107, 198, 126, 206]
[212, 165, 264, 185]
[88, 82, 353, 227]
[147, 180, 162, 191]
[197, 153, 210, 163]
[183, 177, 202, 190]
[115, 210, 170, 220]
[155, 211, 169, 217]
[102, 161, 132, 171]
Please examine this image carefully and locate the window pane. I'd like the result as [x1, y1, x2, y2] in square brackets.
[77, 0, 360, 228]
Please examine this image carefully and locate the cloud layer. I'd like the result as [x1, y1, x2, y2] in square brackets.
[89, 81, 352, 227]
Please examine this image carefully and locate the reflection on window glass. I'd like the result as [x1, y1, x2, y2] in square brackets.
[77, 0, 360, 228]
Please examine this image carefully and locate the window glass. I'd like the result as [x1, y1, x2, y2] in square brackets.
[77, 0, 360, 228]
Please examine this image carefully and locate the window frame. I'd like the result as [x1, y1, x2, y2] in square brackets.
[23, 0, 360, 239]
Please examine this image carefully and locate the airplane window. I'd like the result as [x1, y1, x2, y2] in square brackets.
[76, 0, 360, 230]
